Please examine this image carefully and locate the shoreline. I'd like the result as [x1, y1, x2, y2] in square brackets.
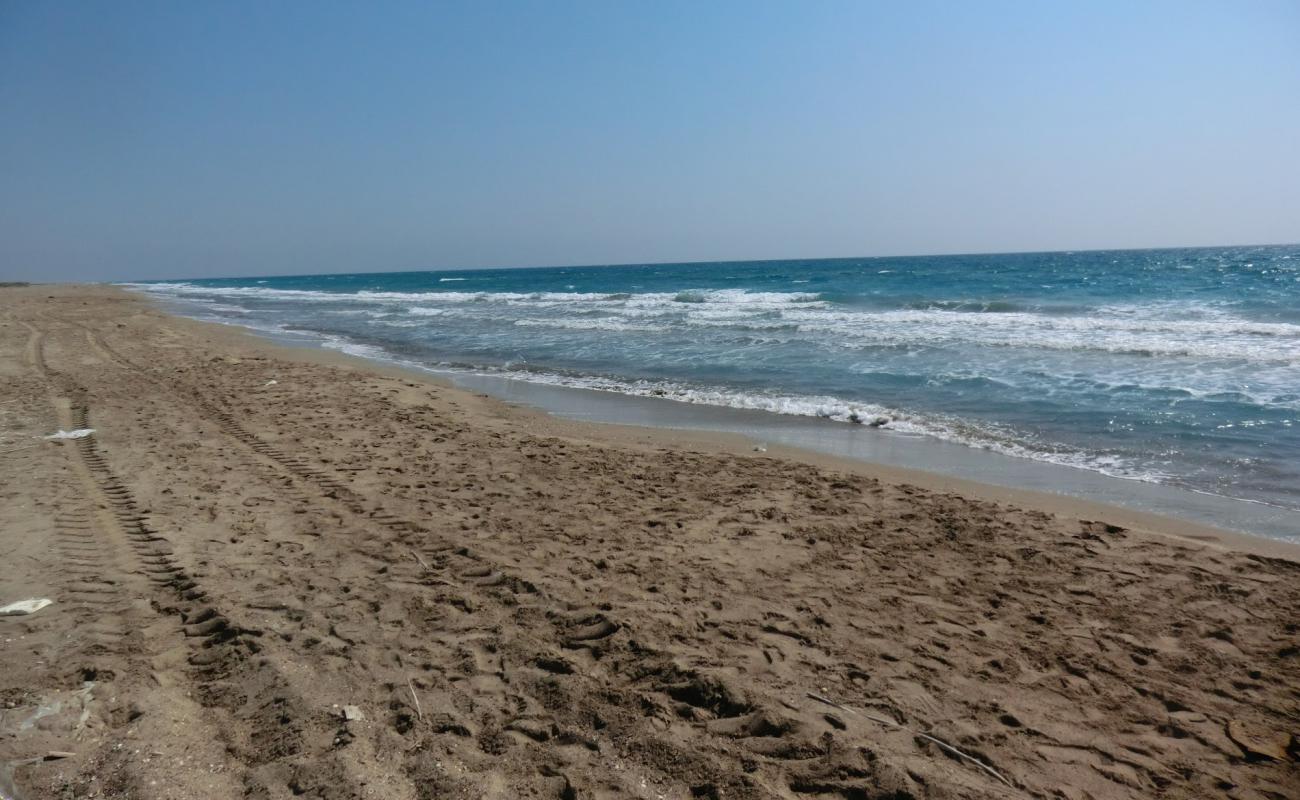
[144, 287, 1298, 555]
[3, 284, 1298, 799]
[120, 245, 1300, 535]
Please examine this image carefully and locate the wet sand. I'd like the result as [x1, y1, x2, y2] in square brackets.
[2, 285, 1297, 799]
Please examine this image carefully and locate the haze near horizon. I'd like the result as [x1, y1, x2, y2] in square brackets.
[2, 0, 1298, 282]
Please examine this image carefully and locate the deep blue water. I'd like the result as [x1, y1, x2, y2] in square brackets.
[125, 245, 1300, 513]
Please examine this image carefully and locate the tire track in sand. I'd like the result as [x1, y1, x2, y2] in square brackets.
[19, 320, 134, 657]
[24, 319, 376, 798]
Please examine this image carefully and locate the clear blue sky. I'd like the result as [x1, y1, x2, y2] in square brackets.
[2, 0, 1298, 281]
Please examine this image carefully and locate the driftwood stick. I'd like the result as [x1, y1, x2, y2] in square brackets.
[806, 692, 1014, 788]
[914, 731, 1015, 788]
[807, 692, 900, 728]
[407, 677, 423, 720]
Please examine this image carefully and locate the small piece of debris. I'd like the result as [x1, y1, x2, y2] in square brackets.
[341, 705, 364, 722]
[43, 429, 95, 440]
[0, 598, 53, 616]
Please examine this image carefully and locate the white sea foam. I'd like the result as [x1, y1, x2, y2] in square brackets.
[778, 308, 1300, 362]
[433, 367, 1170, 483]
[124, 282, 824, 308]
[123, 281, 1300, 366]
[198, 303, 250, 315]
[513, 318, 667, 332]
[315, 333, 392, 361]
[121, 282, 350, 303]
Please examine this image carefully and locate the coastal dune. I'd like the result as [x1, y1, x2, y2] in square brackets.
[1, 285, 1297, 799]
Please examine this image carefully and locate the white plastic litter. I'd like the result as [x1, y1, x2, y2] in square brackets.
[43, 429, 95, 440]
[0, 598, 53, 616]
[264, 380, 278, 386]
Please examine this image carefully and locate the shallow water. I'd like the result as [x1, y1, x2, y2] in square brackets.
[123, 245, 1300, 523]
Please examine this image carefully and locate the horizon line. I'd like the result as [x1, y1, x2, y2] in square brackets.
[101, 239, 1300, 284]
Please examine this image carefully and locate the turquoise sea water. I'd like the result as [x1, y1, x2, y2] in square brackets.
[125, 245, 1300, 517]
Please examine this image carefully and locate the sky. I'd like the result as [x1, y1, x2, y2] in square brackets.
[1, 1, 1298, 281]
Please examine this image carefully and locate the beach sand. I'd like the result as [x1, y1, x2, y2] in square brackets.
[1, 285, 1297, 799]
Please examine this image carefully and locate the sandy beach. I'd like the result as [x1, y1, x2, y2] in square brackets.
[2, 285, 1297, 799]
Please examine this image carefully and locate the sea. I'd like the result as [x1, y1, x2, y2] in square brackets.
[123, 245, 1300, 538]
